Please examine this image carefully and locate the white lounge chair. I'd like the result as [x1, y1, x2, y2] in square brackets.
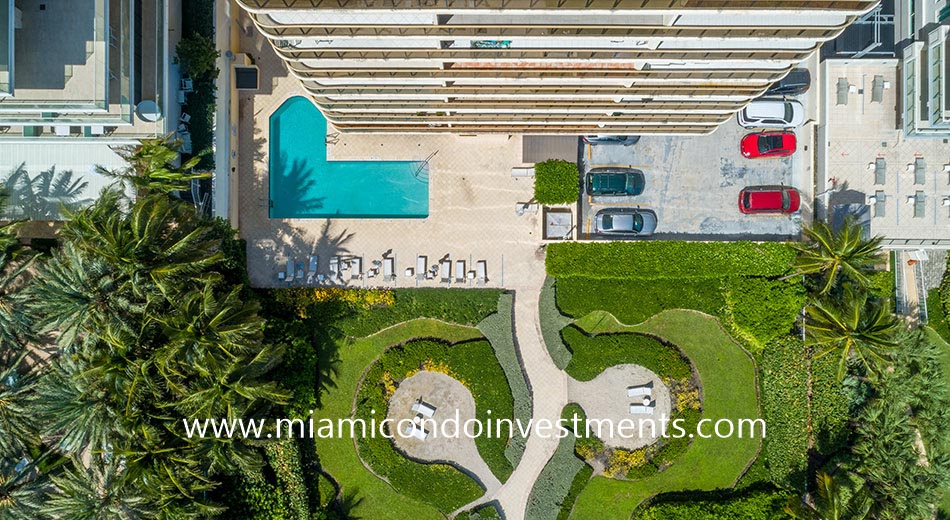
[455, 260, 466, 283]
[402, 423, 429, 440]
[286, 259, 295, 281]
[440, 260, 451, 283]
[329, 256, 339, 275]
[295, 262, 305, 280]
[307, 255, 318, 275]
[629, 404, 655, 415]
[350, 258, 362, 280]
[476, 260, 487, 285]
[383, 257, 395, 281]
[411, 401, 436, 418]
[627, 386, 652, 398]
[416, 256, 427, 281]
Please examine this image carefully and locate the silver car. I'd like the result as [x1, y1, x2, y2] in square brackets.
[594, 207, 657, 237]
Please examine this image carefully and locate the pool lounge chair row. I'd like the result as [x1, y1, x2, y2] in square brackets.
[411, 255, 489, 285]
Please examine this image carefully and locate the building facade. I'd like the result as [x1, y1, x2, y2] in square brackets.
[237, 0, 880, 134]
[899, 0, 949, 137]
[0, 0, 174, 220]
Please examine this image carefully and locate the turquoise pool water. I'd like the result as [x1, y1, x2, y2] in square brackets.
[268, 96, 429, 218]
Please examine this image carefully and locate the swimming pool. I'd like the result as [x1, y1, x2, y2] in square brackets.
[268, 96, 429, 218]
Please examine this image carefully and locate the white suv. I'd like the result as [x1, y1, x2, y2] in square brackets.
[737, 100, 805, 128]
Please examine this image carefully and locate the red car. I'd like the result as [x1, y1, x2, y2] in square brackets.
[740, 131, 796, 158]
[739, 186, 801, 214]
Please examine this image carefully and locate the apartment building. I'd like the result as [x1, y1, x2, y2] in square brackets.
[898, 0, 949, 137]
[237, 0, 880, 134]
[0, 0, 173, 220]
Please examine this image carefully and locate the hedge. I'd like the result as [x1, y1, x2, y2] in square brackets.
[456, 503, 504, 520]
[218, 468, 294, 519]
[354, 339, 514, 512]
[561, 326, 692, 382]
[722, 276, 805, 352]
[809, 354, 851, 456]
[264, 440, 310, 520]
[478, 292, 531, 467]
[928, 288, 950, 343]
[555, 277, 724, 323]
[546, 242, 796, 280]
[631, 489, 790, 519]
[540, 277, 574, 369]
[526, 409, 587, 520]
[534, 159, 580, 205]
[759, 337, 810, 490]
[338, 288, 503, 337]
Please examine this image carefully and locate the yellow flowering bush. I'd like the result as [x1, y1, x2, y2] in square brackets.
[381, 372, 397, 399]
[603, 447, 648, 478]
[277, 288, 395, 319]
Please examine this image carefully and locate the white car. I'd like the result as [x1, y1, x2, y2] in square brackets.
[737, 100, 805, 129]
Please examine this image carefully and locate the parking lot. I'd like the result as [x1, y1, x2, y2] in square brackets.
[578, 117, 811, 240]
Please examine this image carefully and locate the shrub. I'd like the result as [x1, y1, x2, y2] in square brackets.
[456, 503, 504, 520]
[557, 465, 593, 520]
[277, 288, 395, 320]
[264, 440, 311, 520]
[540, 278, 574, 369]
[722, 276, 805, 351]
[338, 288, 503, 337]
[555, 277, 724, 323]
[478, 292, 532, 467]
[809, 353, 851, 456]
[526, 413, 587, 520]
[604, 447, 649, 478]
[927, 288, 950, 343]
[546, 242, 795, 280]
[631, 489, 790, 519]
[218, 467, 293, 520]
[267, 320, 319, 419]
[354, 339, 514, 512]
[561, 326, 692, 382]
[759, 337, 810, 490]
[175, 33, 220, 78]
[652, 409, 699, 468]
[867, 268, 895, 299]
[534, 159, 580, 205]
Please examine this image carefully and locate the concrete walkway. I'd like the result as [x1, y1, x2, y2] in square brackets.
[488, 286, 570, 520]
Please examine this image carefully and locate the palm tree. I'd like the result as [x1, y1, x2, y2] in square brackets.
[44, 456, 159, 520]
[791, 217, 884, 295]
[785, 471, 871, 520]
[806, 284, 901, 380]
[0, 458, 47, 520]
[0, 354, 38, 459]
[61, 190, 223, 302]
[99, 137, 209, 194]
[0, 220, 36, 353]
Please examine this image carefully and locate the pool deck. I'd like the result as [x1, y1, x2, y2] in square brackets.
[236, 11, 546, 292]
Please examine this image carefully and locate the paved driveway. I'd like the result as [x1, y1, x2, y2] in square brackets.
[579, 118, 810, 241]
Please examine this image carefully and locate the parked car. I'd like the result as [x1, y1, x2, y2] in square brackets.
[764, 68, 811, 97]
[738, 185, 801, 214]
[586, 167, 645, 196]
[594, 207, 657, 236]
[582, 135, 640, 146]
[737, 99, 805, 128]
[740, 131, 797, 158]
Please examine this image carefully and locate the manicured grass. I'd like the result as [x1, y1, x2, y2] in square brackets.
[561, 325, 692, 382]
[568, 310, 761, 520]
[313, 319, 483, 520]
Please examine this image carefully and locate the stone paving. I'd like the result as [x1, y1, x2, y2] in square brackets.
[822, 60, 950, 244]
[569, 365, 672, 451]
[387, 371, 502, 496]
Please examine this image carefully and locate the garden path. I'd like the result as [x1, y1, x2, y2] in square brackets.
[487, 284, 570, 520]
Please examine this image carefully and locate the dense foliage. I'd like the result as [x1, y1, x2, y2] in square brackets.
[555, 277, 724, 325]
[533, 159, 580, 205]
[354, 339, 514, 512]
[561, 326, 692, 382]
[632, 489, 790, 519]
[722, 277, 806, 349]
[546, 242, 795, 280]
[526, 413, 587, 520]
[180, 0, 217, 171]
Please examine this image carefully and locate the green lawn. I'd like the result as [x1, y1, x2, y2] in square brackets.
[568, 310, 761, 520]
[313, 319, 484, 520]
